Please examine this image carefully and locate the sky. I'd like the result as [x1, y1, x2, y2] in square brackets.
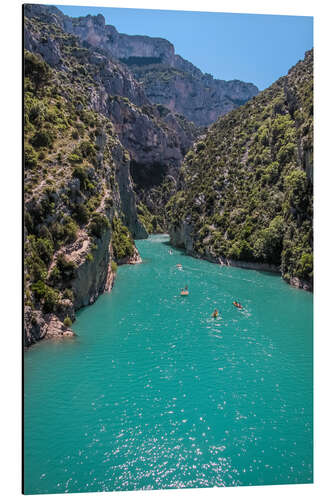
[55, 5, 313, 90]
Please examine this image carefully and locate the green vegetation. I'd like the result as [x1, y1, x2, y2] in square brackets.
[24, 144, 38, 169]
[86, 253, 94, 262]
[137, 202, 164, 234]
[56, 255, 77, 280]
[88, 213, 111, 239]
[24, 49, 51, 92]
[120, 56, 162, 67]
[23, 33, 134, 324]
[168, 50, 313, 286]
[63, 316, 72, 327]
[63, 288, 74, 301]
[112, 217, 135, 261]
[135, 177, 177, 233]
[31, 280, 59, 313]
[31, 129, 53, 149]
[132, 64, 194, 87]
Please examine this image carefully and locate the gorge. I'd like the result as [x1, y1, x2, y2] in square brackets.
[23, 4, 313, 348]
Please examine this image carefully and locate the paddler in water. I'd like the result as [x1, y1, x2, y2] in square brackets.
[233, 300, 242, 309]
[212, 309, 219, 318]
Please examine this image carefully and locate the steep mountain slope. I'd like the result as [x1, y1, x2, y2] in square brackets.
[168, 50, 313, 290]
[24, 4, 258, 127]
[24, 4, 199, 205]
[24, 48, 146, 346]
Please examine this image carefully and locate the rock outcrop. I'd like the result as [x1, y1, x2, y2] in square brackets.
[65, 9, 258, 126]
[23, 11, 150, 346]
[130, 66, 258, 127]
[69, 228, 113, 309]
[24, 4, 199, 193]
[24, 304, 76, 347]
[24, 4, 258, 127]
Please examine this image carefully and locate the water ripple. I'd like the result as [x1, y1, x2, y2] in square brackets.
[24, 235, 313, 494]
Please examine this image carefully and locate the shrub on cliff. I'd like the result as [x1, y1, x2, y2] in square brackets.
[50, 222, 65, 249]
[57, 255, 77, 280]
[72, 165, 95, 192]
[252, 216, 285, 266]
[25, 235, 50, 281]
[24, 50, 51, 92]
[49, 264, 61, 286]
[73, 203, 90, 225]
[112, 217, 134, 260]
[31, 280, 59, 313]
[63, 288, 74, 301]
[79, 140, 96, 161]
[31, 129, 53, 149]
[36, 237, 54, 266]
[68, 153, 83, 164]
[88, 213, 110, 239]
[43, 286, 60, 313]
[24, 144, 38, 169]
[63, 316, 72, 327]
[26, 254, 47, 282]
[296, 252, 313, 280]
[63, 216, 79, 244]
[137, 202, 154, 234]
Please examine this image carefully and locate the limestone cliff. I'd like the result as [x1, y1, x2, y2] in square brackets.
[24, 4, 199, 175]
[66, 10, 259, 127]
[130, 66, 258, 127]
[23, 36, 147, 345]
[24, 4, 258, 127]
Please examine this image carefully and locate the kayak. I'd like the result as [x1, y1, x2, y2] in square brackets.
[233, 302, 242, 309]
[180, 290, 189, 296]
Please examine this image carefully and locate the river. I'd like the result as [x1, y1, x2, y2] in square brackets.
[24, 234, 313, 494]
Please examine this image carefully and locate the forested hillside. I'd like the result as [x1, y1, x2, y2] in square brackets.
[168, 50, 313, 290]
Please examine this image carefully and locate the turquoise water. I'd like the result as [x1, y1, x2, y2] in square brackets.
[24, 235, 313, 494]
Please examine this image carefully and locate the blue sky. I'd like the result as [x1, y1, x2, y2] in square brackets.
[56, 5, 313, 90]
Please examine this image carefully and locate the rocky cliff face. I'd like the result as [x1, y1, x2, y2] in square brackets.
[63, 11, 259, 126]
[23, 17, 150, 346]
[168, 50, 313, 290]
[129, 65, 258, 127]
[24, 4, 258, 127]
[24, 4, 199, 189]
